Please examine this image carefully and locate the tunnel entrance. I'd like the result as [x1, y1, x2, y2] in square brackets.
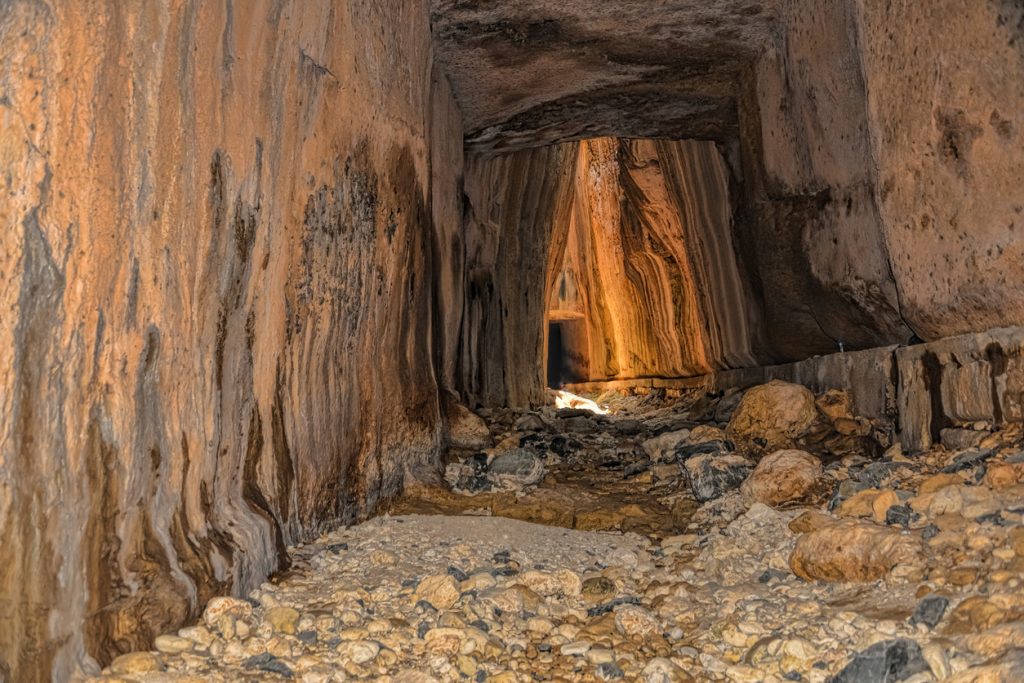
[546, 319, 588, 387]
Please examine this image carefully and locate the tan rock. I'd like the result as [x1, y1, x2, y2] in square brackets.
[265, 606, 300, 635]
[740, 449, 822, 506]
[445, 399, 492, 450]
[919, 473, 964, 495]
[871, 490, 900, 524]
[202, 596, 253, 627]
[614, 605, 660, 637]
[109, 652, 165, 675]
[726, 381, 819, 457]
[788, 510, 836, 534]
[1009, 527, 1024, 557]
[816, 389, 853, 421]
[413, 575, 461, 610]
[517, 569, 582, 597]
[985, 463, 1022, 489]
[962, 622, 1024, 658]
[836, 488, 883, 518]
[789, 521, 924, 582]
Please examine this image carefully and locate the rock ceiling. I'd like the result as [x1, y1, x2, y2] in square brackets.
[430, 0, 778, 152]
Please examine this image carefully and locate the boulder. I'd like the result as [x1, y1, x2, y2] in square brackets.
[741, 449, 822, 506]
[683, 454, 754, 502]
[445, 400, 492, 450]
[726, 381, 819, 457]
[487, 448, 545, 490]
[790, 521, 924, 582]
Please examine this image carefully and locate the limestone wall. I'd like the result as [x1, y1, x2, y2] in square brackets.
[0, 1, 462, 679]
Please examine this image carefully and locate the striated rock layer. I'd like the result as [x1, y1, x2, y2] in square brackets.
[550, 138, 761, 382]
[0, 1, 462, 679]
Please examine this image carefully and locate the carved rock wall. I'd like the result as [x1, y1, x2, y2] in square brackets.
[854, 0, 1024, 340]
[0, 1, 461, 680]
[458, 145, 579, 407]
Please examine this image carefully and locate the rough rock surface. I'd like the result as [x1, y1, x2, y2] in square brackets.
[742, 449, 823, 506]
[0, 1, 463, 678]
[790, 521, 924, 583]
[727, 381, 820, 457]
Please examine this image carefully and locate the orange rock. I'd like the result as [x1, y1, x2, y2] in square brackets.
[836, 488, 882, 518]
[790, 521, 924, 582]
[919, 473, 964, 495]
[789, 510, 836, 534]
[871, 490, 900, 524]
[985, 463, 1021, 489]
[726, 381, 820, 457]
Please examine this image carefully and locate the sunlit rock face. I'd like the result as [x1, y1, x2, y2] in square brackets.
[0, 1, 461, 679]
[550, 138, 760, 381]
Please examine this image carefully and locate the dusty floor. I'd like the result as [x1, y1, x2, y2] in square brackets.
[89, 384, 1024, 682]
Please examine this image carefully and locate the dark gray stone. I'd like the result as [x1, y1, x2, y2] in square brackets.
[827, 639, 928, 683]
[674, 439, 734, 461]
[940, 427, 988, 451]
[683, 454, 753, 502]
[909, 594, 949, 629]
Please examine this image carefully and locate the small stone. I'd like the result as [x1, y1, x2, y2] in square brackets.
[581, 576, 617, 601]
[642, 657, 693, 683]
[153, 635, 193, 654]
[561, 640, 592, 656]
[596, 662, 626, 680]
[338, 639, 381, 664]
[909, 594, 949, 629]
[642, 429, 691, 462]
[414, 574, 461, 610]
[203, 596, 253, 627]
[109, 652, 165, 675]
[871, 490, 900, 524]
[447, 401, 492, 449]
[614, 605, 659, 637]
[488, 448, 545, 489]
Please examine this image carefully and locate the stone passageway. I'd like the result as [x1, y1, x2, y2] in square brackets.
[2, 2, 1024, 682]
[97, 382, 1024, 682]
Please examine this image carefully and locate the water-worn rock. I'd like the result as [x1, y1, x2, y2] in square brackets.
[108, 652, 165, 675]
[683, 454, 754, 502]
[827, 639, 928, 683]
[414, 575, 461, 610]
[726, 381, 819, 457]
[446, 401, 493, 450]
[741, 449, 822, 506]
[488, 449, 546, 490]
[790, 521, 924, 582]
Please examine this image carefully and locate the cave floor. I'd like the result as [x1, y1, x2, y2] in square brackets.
[93, 389, 1024, 682]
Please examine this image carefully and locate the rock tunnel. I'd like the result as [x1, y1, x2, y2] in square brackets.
[2, 1, 1024, 681]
